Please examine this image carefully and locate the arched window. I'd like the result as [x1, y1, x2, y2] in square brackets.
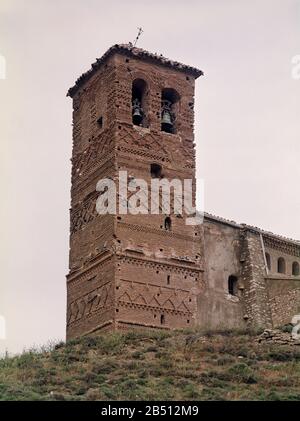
[150, 163, 162, 178]
[228, 275, 238, 296]
[265, 253, 271, 271]
[160, 314, 165, 325]
[164, 216, 172, 231]
[292, 262, 300, 276]
[132, 79, 148, 127]
[277, 257, 286, 274]
[161, 88, 180, 134]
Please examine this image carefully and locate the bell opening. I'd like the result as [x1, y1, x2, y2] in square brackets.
[132, 79, 147, 127]
[161, 88, 180, 134]
[161, 99, 174, 134]
[161, 110, 173, 133]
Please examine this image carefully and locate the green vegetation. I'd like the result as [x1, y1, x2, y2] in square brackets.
[1, 328, 300, 401]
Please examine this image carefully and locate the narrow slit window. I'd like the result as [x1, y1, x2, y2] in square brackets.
[164, 216, 172, 231]
[97, 116, 103, 128]
[228, 275, 238, 296]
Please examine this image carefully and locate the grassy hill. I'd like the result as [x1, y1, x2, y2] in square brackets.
[1, 328, 300, 401]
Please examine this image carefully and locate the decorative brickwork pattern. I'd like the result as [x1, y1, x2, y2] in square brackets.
[66, 45, 300, 339]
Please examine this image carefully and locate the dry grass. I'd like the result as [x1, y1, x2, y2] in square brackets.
[1, 328, 300, 401]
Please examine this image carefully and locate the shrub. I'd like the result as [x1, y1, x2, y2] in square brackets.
[131, 351, 145, 360]
[266, 350, 300, 362]
[227, 363, 258, 384]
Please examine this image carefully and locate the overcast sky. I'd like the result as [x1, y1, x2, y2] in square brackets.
[1, 0, 300, 353]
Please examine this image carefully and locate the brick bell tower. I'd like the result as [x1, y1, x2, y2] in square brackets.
[66, 44, 204, 339]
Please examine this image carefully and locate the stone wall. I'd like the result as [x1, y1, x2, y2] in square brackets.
[266, 277, 300, 326]
[263, 237, 300, 326]
[239, 230, 273, 328]
[197, 217, 244, 329]
[198, 217, 300, 330]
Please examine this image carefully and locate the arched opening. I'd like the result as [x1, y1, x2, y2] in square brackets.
[132, 79, 148, 127]
[150, 163, 162, 178]
[160, 314, 165, 325]
[292, 262, 300, 276]
[228, 275, 238, 296]
[277, 257, 286, 274]
[161, 88, 180, 134]
[265, 253, 271, 271]
[164, 216, 172, 231]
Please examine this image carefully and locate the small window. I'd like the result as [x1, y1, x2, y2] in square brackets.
[150, 163, 162, 178]
[228, 275, 238, 296]
[292, 262, 300, 276]
[164, 216, 172, 231]
[278, 257, 286, 274]
[265, 253, 271, 271]
[97, 116, 103, 128]
[160, 314, 165, 325]
[167, 275, 170, 285]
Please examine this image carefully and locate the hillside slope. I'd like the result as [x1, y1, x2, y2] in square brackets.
[1, 328, 300, 401]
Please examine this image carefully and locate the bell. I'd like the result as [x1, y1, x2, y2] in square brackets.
[162, 110, 173, 127]
[133, 107, 142, 118]
[132, 98, 143, 125]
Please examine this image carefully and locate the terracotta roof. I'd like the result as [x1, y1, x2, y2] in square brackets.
[67, 43, 204, 98]
[204, 212, 300, 246]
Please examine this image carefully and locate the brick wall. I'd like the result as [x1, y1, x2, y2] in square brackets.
[66, 48, 204, 339]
